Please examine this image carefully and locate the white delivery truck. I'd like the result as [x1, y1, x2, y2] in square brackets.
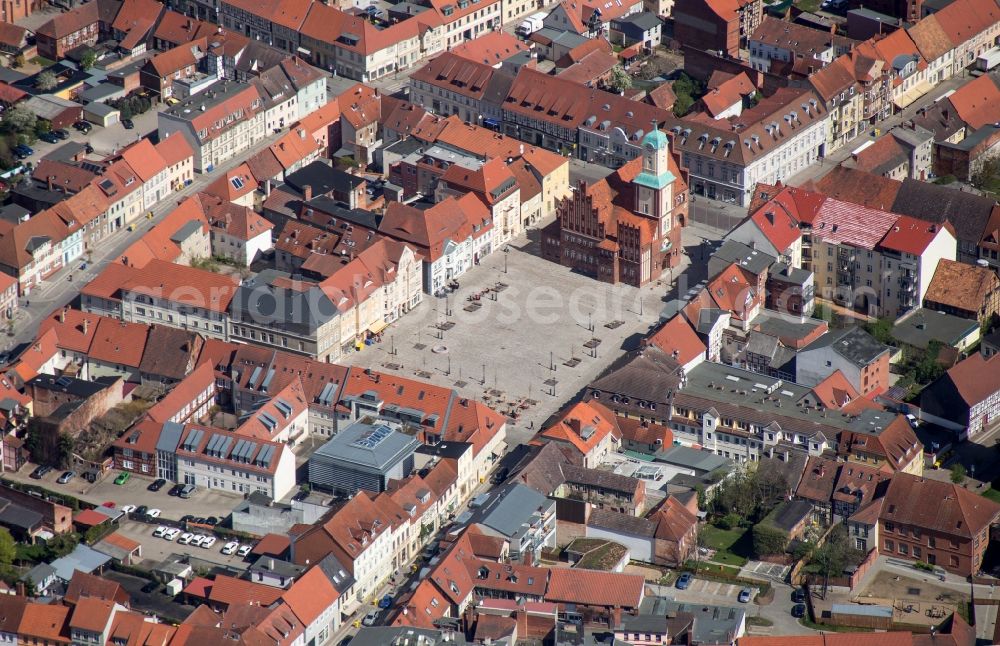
[516, 12, 546, 37]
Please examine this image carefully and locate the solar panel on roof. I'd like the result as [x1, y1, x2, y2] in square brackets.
[353, 424, 394, 449]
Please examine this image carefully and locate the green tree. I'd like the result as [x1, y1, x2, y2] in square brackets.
[11, 54, 24, 69]
[864, 317, 894, 345]
[80, 50, 97, 70]
[810, 523, 865, 598]
[0, 528, 15, 566]
[35, 71, 57, 92]
[57, 433, 74, 469]
[752, 523, 788, 557]
[2, 106, 36, 135]
[950, 463, 967, 484]
[607, 65, 632, 94]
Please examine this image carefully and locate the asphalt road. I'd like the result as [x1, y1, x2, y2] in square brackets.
[3, 128, 286, 354]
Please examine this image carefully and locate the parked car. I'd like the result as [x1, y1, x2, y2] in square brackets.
[153, 526, 168, 537]
[135, 505, 148, 517]
[168, 484, 184, 496]
[30, 465, 51, 479]
[791, 589, 806, 604]
[114, 472, 130, 485]
[190, 535, 206, 547]
[205, 516, 219, 526]
[52, 128, 69, 140]
[164, 528, 181, 541]
[39, 132, 59, 144]
[148, 478, 167, 492]
[74, 120, 92, 133]
[792, 604, 807, 618]
[362, 610, 379, 627]
[179, 483, 196, 498]
[178, 532, 194, 545]
[13, 144, 33, 159]
[147, 508, 162, 519]
[57, 470, 75, 484]
[83, 471, 98, 483]
[122, 118, 134, 129]
[237, 544, 252, 558]
[121, 504, 136, 514]
[675, 573, 693, 589]
[201, 536, 217, 549]
[378, 594, 393, 609]
[738, 588, 753, 603]
[221, 541, 239, 555]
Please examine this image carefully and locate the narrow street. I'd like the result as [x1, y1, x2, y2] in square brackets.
[3, 130, 287, 353]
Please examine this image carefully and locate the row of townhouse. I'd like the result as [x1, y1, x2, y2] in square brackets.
[212, 0, 516, 84]
[157, 59, 324, 173]
[585, 342, 923, 473]
[0, 133, 194, 295]
[6, 563, 348, 646]
[808, 0, 1000, 154]
[735, 182, 959, 318]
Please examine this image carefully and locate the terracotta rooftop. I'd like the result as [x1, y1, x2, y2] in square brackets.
[881, 472, 1000, 539]
[924, 258, 999, 313]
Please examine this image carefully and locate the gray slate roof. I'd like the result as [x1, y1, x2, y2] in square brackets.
[892, 307, 980, 350]
[312, 421, 420, 470]
[801, 326, 889, 367]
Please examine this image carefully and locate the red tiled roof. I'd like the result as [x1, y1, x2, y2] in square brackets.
[281, 566, 339, 627]
[540, 400, 621, 458]
[544, 568, 644, 608]
[881, 472, 1000, 539]
[702, 72, 755, 117]
[207, 575, 283, 609]
[645, 315, 706, 366]
[946, 74, 1000, 129]
[74, 508, 110, 527]
[119, 259, 239, 313]
[924, 258, 1000, 313]
[810, 370, 859, 409]
[939, 352, 1000, 408]
[69, 597, 115, 633]
[877, 215, 950, 256]
[808, 166, 902, 210]
[88, 317, 149, 368]
[932, 0, 1000, 48]
[450, 31, 528, 65]
[18, 604, 70, 643]
[251, 533, 291, 557]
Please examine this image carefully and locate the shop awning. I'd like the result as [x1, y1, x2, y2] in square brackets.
[893, 80, 933, 109]
[368, 319, 389, 335]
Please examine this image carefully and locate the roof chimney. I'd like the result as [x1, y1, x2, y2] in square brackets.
[59, 307, 66, 323]
[82, 318, 89, 334]
[303, 184, 312, 201]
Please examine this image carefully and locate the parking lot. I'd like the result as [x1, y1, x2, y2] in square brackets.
[113, 518, 252, 572]
[5, 464, 244, 522]
[740, 560, 792, 583]
[338, 225, 696, 444]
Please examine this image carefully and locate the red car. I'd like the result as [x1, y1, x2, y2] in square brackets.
[101, 501, 115, 508]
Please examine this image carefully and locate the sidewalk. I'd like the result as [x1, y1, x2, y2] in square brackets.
[788, 73, 971, 188]
[2, 129, 287, 353]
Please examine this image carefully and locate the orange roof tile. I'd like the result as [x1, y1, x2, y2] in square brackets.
[281, 566, 340, 627]
[88, 317, 149, 368]
[545, 568, 644, 608]
[946, 74, 1000, 129]
[450, 31, 528, 65]
[645, 315, 706, 366]
[540, 400, 620, 458]
[18, 603, 70, 643]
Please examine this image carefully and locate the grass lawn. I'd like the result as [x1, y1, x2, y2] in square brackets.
[29, 56, 55, 67]
[700, 524, 752, 567]
[983, 489, 1000, 503]
[794, 0, 821, 10]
